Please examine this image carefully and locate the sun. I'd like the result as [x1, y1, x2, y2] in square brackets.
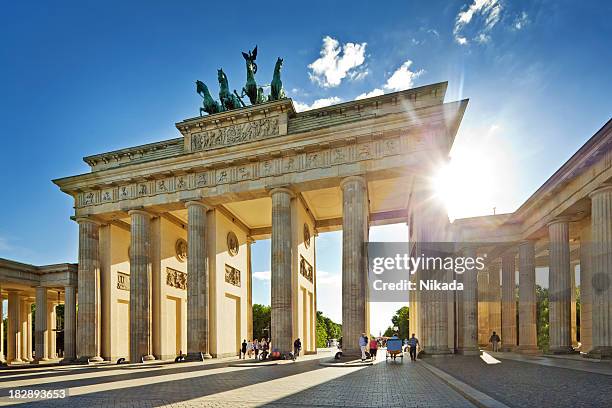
[432, 148, 497, 220]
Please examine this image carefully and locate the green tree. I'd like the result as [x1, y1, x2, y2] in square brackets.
[390, 306, 410, 339]
[536, 285, 549, 351]
[315, 311, 342, 347]
[252, 304, 271, 340]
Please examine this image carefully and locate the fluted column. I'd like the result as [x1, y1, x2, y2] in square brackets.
[271, 188, 294, 355]
[501, 253, 517, 351]
[548, 218, 573, 353]
[488, 264, 501, 343]
[48, 303, 57, 359]
[458, 247, 479, 354]
[76, 218, 103, 362]
[0, 286, 4, 363]
[477, 267, 490, 347]
[518, 241, 538, 352]
[34, 287, 49, 361]
[128, 210, 155, 363]
[587, 185, 612, 359]
[21, 298, 31, 361]
[579, 223, 593, 353]
[340, 177, 369, 357]
[247, 237, 254, 341]
[7, 291, 22, 363]
[185, 201, 211, 360]
[63, 285, 77, 362]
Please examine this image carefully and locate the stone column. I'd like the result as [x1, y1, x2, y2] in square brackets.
[488, 264, 502, 343]
[48, 303, 57, 359]
[579, 223, 593, 353]
[247, 237, 254, 340]
[21, 298, 31, 361]
[340, 177, 369, 358]
[477, 267, 490, 347]
[587, 185, 612, 359]
[34, 287, 49, 361]
[128, 209, 155, 363]
[548, 218, 573, 353]
[0, 287, 4, 363]
[7, 291, 22, 363]
[63, 285, 77, 362]
[76, 218, 103, 362]
[501, 253, 517, 351]
[570, 265, 578, 346]
[458, 247, 479, 354]
[185, 201, 211, 360]
[518, 241, 538, 352]
[270, 188, 294, 355]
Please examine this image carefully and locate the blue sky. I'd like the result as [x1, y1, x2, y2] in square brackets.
[1, 1, 611, 333]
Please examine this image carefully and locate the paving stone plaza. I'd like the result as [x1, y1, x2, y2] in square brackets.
[0, 350, 611, 407]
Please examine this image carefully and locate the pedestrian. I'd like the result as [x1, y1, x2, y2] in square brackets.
[407, 333, 419, 361]
[241, 339, 247, 359]
[369, 337, 378, 360]
[253, 338, 260, 359]
[359, 333, 368, 361]
[489, 331, 501, 352]
[293, 338, 302, 358]
[247, 339, 254, 358]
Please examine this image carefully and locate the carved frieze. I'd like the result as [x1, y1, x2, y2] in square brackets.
[76, 132, 407, 208]
[299, 256, 313, 283]
[166, 267, 187, 290]
[117, 272, 130, 291]
[191, 117, 279, 152]
[225, 264, 241, 287]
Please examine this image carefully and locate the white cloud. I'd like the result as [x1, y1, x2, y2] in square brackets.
[317, 270, 341, 287]
[453, 0, 502, 45]
[355, 88, 384, 100]
[513, 11, 529, 30]
[253, 271, 270, 281]
[293, 96, 343, 112]
[354, 60, 424, 101]
[308, 36, 367, 88]
[383, 60, 424, 92]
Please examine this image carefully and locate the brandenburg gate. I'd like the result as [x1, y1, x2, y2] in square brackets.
[48, 82, 467, 362]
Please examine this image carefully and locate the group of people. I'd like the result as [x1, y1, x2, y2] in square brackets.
[240, 337, 303, 360]
[240, 338, 270, 359]
[357, 333, 421, 362]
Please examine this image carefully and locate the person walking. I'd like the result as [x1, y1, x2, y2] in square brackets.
[293, 338, 302, 358]
[241, 339, 247, 359]
[359, 333, 368, 361]
[489, 331, 501, 352]
[246, 339, 254, 358]
[369, 337, 378, 360]
[407, 333, 419, 361]
[253, 339, 260, 359]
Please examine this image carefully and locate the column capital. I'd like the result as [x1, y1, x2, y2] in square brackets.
[185, 200, 210, 210]
[268, 187, 295, 198]
[75, 217, 101, 226]
[127, 208, 153, 218]
[589, 183, 612, 198]
[340, 175, 367, 190]
[547, 216, 572, 227]
[518, 239, 536, 248]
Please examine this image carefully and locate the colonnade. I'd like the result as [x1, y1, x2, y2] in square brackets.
[471, 184, 612, 358]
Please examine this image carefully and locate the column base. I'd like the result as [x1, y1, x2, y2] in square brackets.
[77, 355, 104, 363]
[185, 352, 210, 362]
[547, 346, 576, 355]
[585, 346, 612, 360]
[60, 358, 76, 365]
[457, 347, 480, 355]
[515, 345, 540, 354]
[420, 347, 452, 356]
[142, 354, 156, 362]
[500, 346, 516, 352]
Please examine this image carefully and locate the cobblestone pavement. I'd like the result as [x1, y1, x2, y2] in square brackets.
[426, 354, 612, 408]
[0, 351, 475, 407]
